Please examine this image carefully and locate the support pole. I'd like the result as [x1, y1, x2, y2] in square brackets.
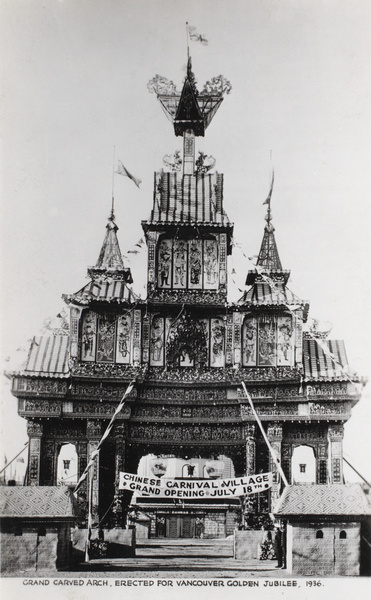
[241, 381, 289, 487]
[85, 457, 97, 562]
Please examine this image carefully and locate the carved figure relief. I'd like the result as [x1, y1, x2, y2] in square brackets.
[116, 314, 132, 364]
[189, 240, 202, 288]
[210, 318, 225, 367]
[203, 239, 218, 289]
[97, 314, 116, 362]
[167, 314, 207, 367]
[157, 239, 172, 288]
[277, 316, 293, 365]
[81, 311, 97, 361]
[150, 316, 165, 366]
[242, 318, 257, 366]
[258, 317, 276, 366]
[173, 240, 187, 288]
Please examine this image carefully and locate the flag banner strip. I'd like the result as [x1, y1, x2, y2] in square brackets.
[73, 380, 135, 494]
[119, 471, 272, 498]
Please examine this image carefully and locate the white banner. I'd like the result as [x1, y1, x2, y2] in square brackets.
[119, 471, 273, 498]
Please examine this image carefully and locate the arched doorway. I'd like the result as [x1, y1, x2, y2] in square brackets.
[291, 445, 316, 483]
[56, 443, 78, 486]
[127, 453, 237, 539]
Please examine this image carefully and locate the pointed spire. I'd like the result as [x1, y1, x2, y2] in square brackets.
[245, 173, 289, 286]
[95, 210, 124, 270]
[174, 57, 204, 137]
[87, 211, 133, 283]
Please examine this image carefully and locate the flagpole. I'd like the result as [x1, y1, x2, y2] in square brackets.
[186, 22, 189, 60]
[111, 145, 116, 218]
[241, 382, 289, 487]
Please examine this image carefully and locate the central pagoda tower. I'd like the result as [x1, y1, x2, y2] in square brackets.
[144, 57, 233, 310]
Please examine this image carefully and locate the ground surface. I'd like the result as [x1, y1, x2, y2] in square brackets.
[4, 538, 291, 579]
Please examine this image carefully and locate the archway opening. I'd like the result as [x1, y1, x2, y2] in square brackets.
[291, 445, 316, 483]
[126, 452, 237, 539]
[56, 443, 78, 486]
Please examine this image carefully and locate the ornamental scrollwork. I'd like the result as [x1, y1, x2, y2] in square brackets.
[147, 75, 178, 96]
[163, 150, 182, 172]
[195, 152, 216, 174]
[328, 424, 344, 439]
[200, 75, 232, 96]
[27, 420, 43, 436]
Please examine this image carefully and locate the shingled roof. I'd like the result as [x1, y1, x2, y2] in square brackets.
[0, 486, 75, 519]
[274, 484, 371, 518]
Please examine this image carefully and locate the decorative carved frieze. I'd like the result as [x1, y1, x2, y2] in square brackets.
[240, 404, 299, 418]
[45, 424, 84, 439]
[129, 423, 243, 442]
[13, 377, 68, 397]
[306, 383, 348, 396]
[285, 426, 327, 441]
[138, 387, 228, 402]
[72, 403, 131, 418]
[237, 385, 302, 400]
[309, 402, 349, 416]
[142, 366, 301, 384]
[71, 383, 135, 399]
[19, 399, 61, 417]
[148, 288, 227, 304]
[131, 404, 240, 420]
[71, 361, 142, 379]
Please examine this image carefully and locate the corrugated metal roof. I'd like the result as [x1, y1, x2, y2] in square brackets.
[303, 338, 348, 381]
[241, 281, 303, 306]
[148, 171, 231, 225]
[25, 336, 69, 376]
[0, 486, 75, 519]
[274, 484, 371, 517]
[65, 278, 138, 305]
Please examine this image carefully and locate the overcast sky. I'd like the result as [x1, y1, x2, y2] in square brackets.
[1, 0, 370, 483]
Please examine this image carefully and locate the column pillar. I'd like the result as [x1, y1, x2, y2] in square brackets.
[245, 423, 256, 475]
[86, 420, 102, 524]
[267, 423, 283, 509]
[328, 424, 344, 483]
[242, 424, 256, 525]
[76, 440, 88, 495]
[113, 423, 126, 527]
[27, 420, 43, 485]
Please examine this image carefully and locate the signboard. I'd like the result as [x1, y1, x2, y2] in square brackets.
[119, 471, 272, 498]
